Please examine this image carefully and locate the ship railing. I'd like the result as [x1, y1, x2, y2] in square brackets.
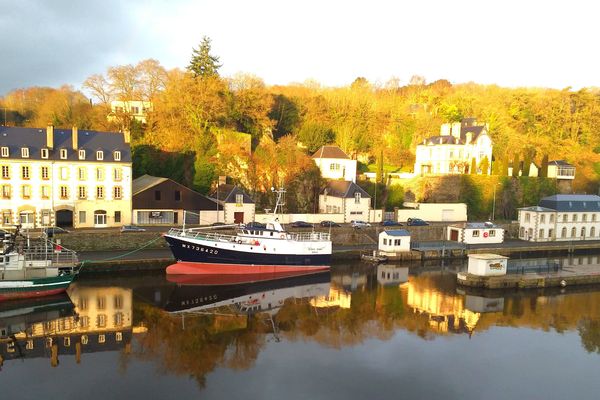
[168, 228, 238, 243]
[20, 245, 79, 268]
[288, 232, 331, 242]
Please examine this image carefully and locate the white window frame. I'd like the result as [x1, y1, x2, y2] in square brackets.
[96, 150, 104, 161]
[21, 147, 29, 158]
[60, 148, 67, 159]
[113, 151, 121, 161]
[41, 148, 49, 159]
[78, 149, 86, 160]
[1, 147, 8, 157]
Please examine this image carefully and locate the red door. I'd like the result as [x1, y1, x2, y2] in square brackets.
[450, 229, 459, 241]
[234, 212, 244, 224]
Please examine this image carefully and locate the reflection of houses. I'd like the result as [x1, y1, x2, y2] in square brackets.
[109, 100, 152, 124]
[312, 145, 357, 182]
[518, 194, 600, 242]
[211, 184, 255, 224]
[414, 118, 492, 176]
[376, 265, 408, 286]
[310, 286, 352, 309]
[446, 222, 504, 244]
[132, 174, 223, 225]
[0, 125, 132, 229]
[319, 180, 371, 222]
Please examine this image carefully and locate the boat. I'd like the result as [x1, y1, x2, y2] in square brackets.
[164, 188, 331, 274]
[0, 226, 79, 301]
[361, 251, 388, 264]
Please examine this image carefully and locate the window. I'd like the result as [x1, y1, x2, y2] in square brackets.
[60, 186, 69, 199]
[489, 230, 496, 237]
[60, 148, 67, 159]
[96, 167, 104, 181]
[98, 334, 106, 344]
[41, 148, 49, 159]
[1, 185, 10, 199]
[21, 147, 29, 158]
[78, 186, 87, 199]
[383, 238, 388, 245]
[81, 335, 88, 345]
[472, 230, 480, 237]
[583, 214, 588, 222]
[94, 210, 107, 225]
[175, 190, 181, 201]
[41, 186, 50, 199]
[549, 229, 554, 239]
[79, 211, 86, 224]
[562, 227, 567, 238]
[581, 227, 586, 238]
[19, 212, 34, 225]
[539, 229, 544, 238]
[329, 163, 340, 171]
[573, 214, 578, 222]
[1, 147, 8, 157]
[1, 165, 9, 179]
[60, 167, 68, 180]
[525, 213, 530, 223]
[96, 150, 104, 161]
[78, 149, 86, 160]
[41, 166, 49, 180]
[21, 165, 30, 179]
[540, 214, 545, 224]
[594, 214, 598, 222]
[154, 190, 161, 201]
[113, 168, 122, 181]
[592, 227, 596, 237]
[550, 214, 555, 223]
[113, 186, 122, 199]
[114, 211, 121, 223]
[96, 186, 104, 199]
[131, 106, 140, 114]
[113, 151, 121, 161]
[571, 227, 577, 237]
[563, 214, 568, 223]
[78, 167, 86, 181]
[21, 185, 31, 199]
[236, 193, 243, 206]
[355, 192, 361, 204]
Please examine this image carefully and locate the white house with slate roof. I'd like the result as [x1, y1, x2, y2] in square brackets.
[0, 125, 132, 229]
[319, 180, 371, 222]
[446, 222, 504, 244]
[518, 194, 600, 242]
[378, 229, 411, 255]
[414, 118, 493, 176]
[312, 145, 357, 182]
[211, 184, 255, 224]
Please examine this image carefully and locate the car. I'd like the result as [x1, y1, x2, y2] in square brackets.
[44, 226, 70, 237]
[381, 220, 402, 226]
[351, 220, 372, 229]
[290, 221, 313, 228]
[120, 225, 147, 233]
[320, 220, 341, 227]
[406, 218, 429, 226]
[245, 221, 266, 229]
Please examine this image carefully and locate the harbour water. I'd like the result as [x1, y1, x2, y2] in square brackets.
[2, 259, 600, 399]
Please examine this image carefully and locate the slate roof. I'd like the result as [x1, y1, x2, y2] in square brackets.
[451, 222, 500, 229]
[132, 175, 168, 195]
[548, 160, 574, 167]
[211, 184, 254, 204]
[322, 180, 371, 199]
[312, 145, 350, 159]
[424, 118, 486, 145]
[381, 229, 410, 236]
[0, 126, 131, 163]
[518, 206, 556, 212]
[538, 194, 600, 212]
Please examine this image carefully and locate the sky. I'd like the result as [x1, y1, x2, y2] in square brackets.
[1, 0, 599, 95]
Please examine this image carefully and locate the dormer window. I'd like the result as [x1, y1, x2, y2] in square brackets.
[113, 151, 121, 162]
[21, 147, 29, 158]
[1, 147, 8, 157]
[78, 149, 86, 160]
[96, 151, 104, 161]
[41, 148, 49, 159]
[60, 149, 68, 159]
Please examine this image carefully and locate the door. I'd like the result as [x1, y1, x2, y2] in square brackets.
[450, 229, 459, 241]
[56, 210, 73, 227]
[174, 212, 178, 224]
[234, 212, 244, 224]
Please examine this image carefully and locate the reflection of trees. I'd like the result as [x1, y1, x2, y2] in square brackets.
[578, 319, 600, 354]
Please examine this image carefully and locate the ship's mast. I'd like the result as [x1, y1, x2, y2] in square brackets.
[271, 187, 286, 219]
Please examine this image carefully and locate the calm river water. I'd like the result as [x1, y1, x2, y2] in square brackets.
[2, 259, 600, 399]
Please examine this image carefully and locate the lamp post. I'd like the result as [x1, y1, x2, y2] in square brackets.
[492, 183, 500, 221]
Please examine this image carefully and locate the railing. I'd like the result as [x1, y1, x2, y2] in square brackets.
[21, 243, 79, 267]
[168, 228, 330, 243]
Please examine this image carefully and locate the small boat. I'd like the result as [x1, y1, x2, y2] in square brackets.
[361, 251, 388, 264]
[0, 226, 79, 301]
[164, 188, 331, 275]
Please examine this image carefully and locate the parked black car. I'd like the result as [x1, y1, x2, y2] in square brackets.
[406, 218, 429, 226]
[245, 221, 266, 229]
[380, 220, 402, 226]
[320, 220, 341, 227]
[120, 225, 147, 233]
[290, 221, 313, 228]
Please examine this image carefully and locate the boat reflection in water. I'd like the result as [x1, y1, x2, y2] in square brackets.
[0, 284, 136, 369]
[164, 263, 331, 314]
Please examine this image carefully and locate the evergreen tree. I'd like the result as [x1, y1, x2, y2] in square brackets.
[188, 36, 221, 78]
[470, 157, 477, 174]
[479, 156, 490, 175]
[376, 149, 384, 184]
[512, 153, 520, 177]
[540, 154, 549, 177]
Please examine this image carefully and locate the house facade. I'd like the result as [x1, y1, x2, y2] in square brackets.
[132, 175, 223, 225]
[211, 184, 255, 224]
[378, 229, 411, 255]
[446, 222, 504, 244]
[319, 180, 371, 222]
[0, 125, 132, 229]
[109, 100, 153, 124]
[414, 118, 493, 176]
[518, 194, 600, 242]
[312, 145, 357, 182]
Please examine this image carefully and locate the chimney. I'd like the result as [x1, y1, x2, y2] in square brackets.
[123, 128, 131, 144]
[466, 132, 473, 144]
[46, 124, 54, 149]
[440, 123, 451, 136]
[72, 126, 78, 150]
[451, 122, 462, 139]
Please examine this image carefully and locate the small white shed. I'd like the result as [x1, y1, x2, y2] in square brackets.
[447, 222, 504, 244]
[378, 229, 411, 256]
[467, 254, 508, 276]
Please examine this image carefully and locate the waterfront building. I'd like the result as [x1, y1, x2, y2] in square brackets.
[319, 180, 371, 223]
[446, 222, 504, 244]
[413, 118, 493, 176]
[109, 100, 153, 124]
[211, 184, 255, 224]
[312, 145, 357, 182]
[0, 125, 132, 229]
[518, 194, 600, 242]
[378, 229, 411, 256]
[132, 175, 222, 225]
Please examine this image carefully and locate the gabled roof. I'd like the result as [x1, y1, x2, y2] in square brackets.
[539, 194, 600, 212]
[424, 118, 487, 145]
[312, 145, 349, 160]
[132, 175, 168, 195]
[211, 184, 254, 204]
[0, 126, 131, 162]
[322, 180, 371, 199]
[518, 206, 555, 212]
[381, 229, 410, 236]
[548, 160, 574, 167]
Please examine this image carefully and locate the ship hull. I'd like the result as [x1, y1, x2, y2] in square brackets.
[164, 234, 331, 273]
[0, 275, 75, 302]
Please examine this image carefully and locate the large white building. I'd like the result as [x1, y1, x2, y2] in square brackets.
[312, 145, 357, 182]
[414, 118, 493, 176]
[319, 180, 371, 222]
[109, 100, 153, 124]
[518, 194, 600, 242]
[0, 125, 132, 229]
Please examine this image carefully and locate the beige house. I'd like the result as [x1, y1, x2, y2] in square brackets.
[0, 125, 132, 229]
[109, 100, 153, 124]
[211, 184, 255, 224]
[312, 145, 357, 182]
[414, 118, 493, 176]
[319, 180, 371, 222]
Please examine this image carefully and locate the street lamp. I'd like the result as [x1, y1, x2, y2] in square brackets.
[492, 183, 500, 221]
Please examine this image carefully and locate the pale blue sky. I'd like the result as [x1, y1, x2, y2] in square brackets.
[1, 0, 598, 94]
